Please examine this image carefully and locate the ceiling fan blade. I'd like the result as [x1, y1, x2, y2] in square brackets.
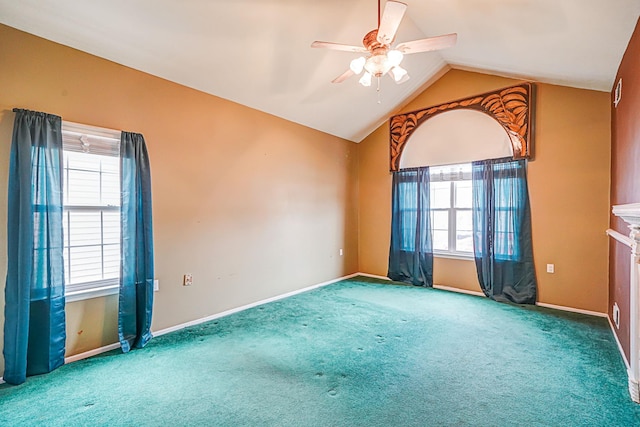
[377, 1, 407, 45]
[311, 41, 368, 53]
[395, 33, 458, 54]
[331, 69, 355, 84]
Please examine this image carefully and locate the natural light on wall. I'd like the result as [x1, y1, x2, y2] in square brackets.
[399, 110, 512, 169]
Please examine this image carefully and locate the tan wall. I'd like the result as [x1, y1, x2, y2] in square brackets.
[358, 69, 611, 312]
[0, 24, 359, 376]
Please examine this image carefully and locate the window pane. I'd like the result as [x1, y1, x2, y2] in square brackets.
[68, 211, 102, 246]
[433, 230, 448, 251]
[495, 209, 518, 259]
[431, 210, 448, 229]
[455, 181, 472, 208]
[455, 210, 473, 252]
[102, 172, 120, 206]
[66, 151, 101, 172]
[431, 210, 449, 251]
[495, 178, 519, 208]
[103, 244, 120, 279]
[430, 182, 450, 209]
[68, 246, 103, 284]
[103, 211, 120, 245]
[66, 151, 120, 207]
[456, 210, 472, 232]
[63, 135, 121, 289]
[68, 169, 101, 205]
[400, 209, 417, 251]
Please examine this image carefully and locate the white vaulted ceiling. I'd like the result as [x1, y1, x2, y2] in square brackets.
[1, 0, 638, 142]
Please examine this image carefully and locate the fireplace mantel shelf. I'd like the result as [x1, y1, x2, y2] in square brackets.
[613, 203, 640, 228]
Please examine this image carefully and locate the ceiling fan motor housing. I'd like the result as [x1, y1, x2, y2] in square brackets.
[363, 29, 392, 77]
[363, 29, 387, 52]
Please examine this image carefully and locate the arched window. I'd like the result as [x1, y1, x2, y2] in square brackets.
[388, 84, 537, 304]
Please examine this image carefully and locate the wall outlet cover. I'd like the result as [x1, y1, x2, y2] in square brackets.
[184, 274, 193, 286]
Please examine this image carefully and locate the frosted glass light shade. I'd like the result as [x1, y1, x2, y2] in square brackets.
[364, 54, 392, 77]
[391, 66, 409, 84]
[359, 72, 372, 87]
[387, 50, 403, 66]
[350, 57, 366, 74]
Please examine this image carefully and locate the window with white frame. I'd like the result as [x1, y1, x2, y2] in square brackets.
[61, 122, 121, 301]
[429, 163, 473, 257]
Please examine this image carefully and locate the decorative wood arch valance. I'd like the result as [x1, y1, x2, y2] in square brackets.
[389, 82, 535, 171]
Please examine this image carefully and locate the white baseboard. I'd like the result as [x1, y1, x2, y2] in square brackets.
[433, 284, 485, 297]
[608, 316, 635, 402]
[356, 272, 486, 297]
[153, 273, 359, 337]
[64, 343, 121, 364]
[609, 317, 631, 370]
[356, 272, 611, 319]
[356, 272, 391, 281]
[535, 302, 607, 318]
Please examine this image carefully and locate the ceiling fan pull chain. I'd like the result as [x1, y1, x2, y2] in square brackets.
[377, 77, 381, 104]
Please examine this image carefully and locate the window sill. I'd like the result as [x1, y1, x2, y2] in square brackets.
[65, 284, 119, 303]
[434, 251, 475, 261]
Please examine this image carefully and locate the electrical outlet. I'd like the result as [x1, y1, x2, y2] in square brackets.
[153, 279, 159, 292]
[183, 274, 193, 286]
[546, 264, 555, 273]
[613, 303, 620, 329]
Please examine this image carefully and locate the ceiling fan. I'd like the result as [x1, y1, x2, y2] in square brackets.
[311, 0, 457, 87]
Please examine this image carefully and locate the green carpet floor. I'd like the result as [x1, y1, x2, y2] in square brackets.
[1, 276, 639, 426]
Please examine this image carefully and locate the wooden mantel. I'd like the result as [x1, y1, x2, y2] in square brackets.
[607, 202, 640, 403]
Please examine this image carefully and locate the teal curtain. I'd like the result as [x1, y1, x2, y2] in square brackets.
[388, 167, 433, 287]
[472, 158, 536, 304]
[3, 109, 66, 385]
[118, 132, 154, 352]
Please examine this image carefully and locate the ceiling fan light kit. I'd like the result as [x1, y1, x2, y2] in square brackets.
[312, 0, 457, 90]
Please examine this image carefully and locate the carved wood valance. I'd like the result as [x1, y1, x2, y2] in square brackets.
[389, 82, 535, 171]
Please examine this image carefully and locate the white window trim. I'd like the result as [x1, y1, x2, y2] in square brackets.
[62, 121, 121, 302]
[434, 250, 474, 261]
[66, 280, 119, 303]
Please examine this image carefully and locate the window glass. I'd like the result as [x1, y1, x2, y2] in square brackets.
[455, 181, 472, 208]
[455, 210, 473, 252]
[430, 182, 451, 209]
[61, 123, 121, 297]
[429, 163, 472, 256]
[431, 210, 449, 251]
